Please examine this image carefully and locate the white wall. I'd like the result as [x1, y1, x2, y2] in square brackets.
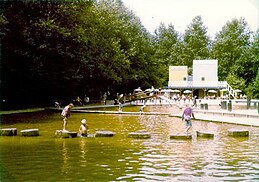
[193, 60, 218, 82]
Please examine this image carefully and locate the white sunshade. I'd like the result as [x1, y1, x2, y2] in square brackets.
[171, 89, 181, 93]
[134, 88, 142, 92]
[183, 90, 192, 94]
[161, 89, 179, 92]
[145, 88, 152, 92]
[220, 89, 228, 92]
[208, 90, 217, 93]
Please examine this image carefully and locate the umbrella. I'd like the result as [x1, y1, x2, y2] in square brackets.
[145, 88, 152, 92]
[220, 89, 228, 92]
[208, 90, 217, 93]
[183, 90, 192, 94]
[235, 89, 242, 93]
[161, 89, 169, 92]
[161, 89, 178, 92]
[134, 87, 142, 92]
[171, 89, 181, 93]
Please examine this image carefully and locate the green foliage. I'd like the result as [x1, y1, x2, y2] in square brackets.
[182, 16, 210, 67]
[226, 70, 246, 91]
[1, 1, 258, 109]
[211, 18, 252, 80]
[253, 68, 259, 99]
[153, 23, 181, 85]
[1, 0, 160, 108]
[211, 18, 259, 98]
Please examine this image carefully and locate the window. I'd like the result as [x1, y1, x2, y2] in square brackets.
[183, 77, 186, 81]
[201, 77, 205, 81]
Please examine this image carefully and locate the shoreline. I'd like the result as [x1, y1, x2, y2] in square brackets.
[0, 108, 45, 115]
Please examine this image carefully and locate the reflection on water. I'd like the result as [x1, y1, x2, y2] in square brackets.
[61, 140, 69, 176]
[0, 106, 259, 181]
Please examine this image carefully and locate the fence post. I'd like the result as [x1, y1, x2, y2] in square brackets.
[247, 97, 251, 110]
[228, 100, 232, 112]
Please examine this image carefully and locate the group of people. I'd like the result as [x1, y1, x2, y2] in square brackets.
[60, 102, 195, 136]
[61, 103, 88, 137]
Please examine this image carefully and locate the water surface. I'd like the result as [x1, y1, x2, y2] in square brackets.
[0, 106, 259, 181]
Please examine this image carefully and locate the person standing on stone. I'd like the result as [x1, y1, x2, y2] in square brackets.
[61, 103, 74, 131]
[182, 105, 195, 133]
[118, 102, 123, 112]
[139, 105, 146, 113]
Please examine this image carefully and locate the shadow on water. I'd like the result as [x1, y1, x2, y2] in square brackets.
[0, 106, 259, 181]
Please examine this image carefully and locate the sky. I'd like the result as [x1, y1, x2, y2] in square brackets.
[122, 0, 259, 37]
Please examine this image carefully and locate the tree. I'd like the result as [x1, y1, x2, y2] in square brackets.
[253, 68, 259, 99]
[246, 31, 259, 98]
[1, 0, 161, 109]
[182, 16, 210, 68]
[153, 23, 182, 85]
[211, 17, 252, 81]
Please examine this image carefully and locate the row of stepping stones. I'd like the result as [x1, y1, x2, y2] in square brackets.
[55, 130, 151, 138]
[0, 128, 250, 139]
[171, 129, 250, 139]
[0, 128, 39, 136]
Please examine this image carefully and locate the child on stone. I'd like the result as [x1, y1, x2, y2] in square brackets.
[61, 103, 74, 131]
[79, 119, 88, 137]
[139, 105, 146, 113]
[182, 105, 195, 133]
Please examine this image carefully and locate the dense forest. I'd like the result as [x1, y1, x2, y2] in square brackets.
[0, 0, 259, 109]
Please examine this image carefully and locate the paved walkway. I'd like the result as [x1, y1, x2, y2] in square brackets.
[194, 109, 259, 118]
[171, 109, 259, 127]
[72, 109, 169, 115]
[47, 104, 259, 127]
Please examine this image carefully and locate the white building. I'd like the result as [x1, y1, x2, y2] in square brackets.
[168, 60, 236, 98]
[192, 59, 218, 88]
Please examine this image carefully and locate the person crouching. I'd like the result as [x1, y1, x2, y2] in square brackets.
[79, 119, 88, 137]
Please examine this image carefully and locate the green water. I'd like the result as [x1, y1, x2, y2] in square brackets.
[0, 106, 259, 181]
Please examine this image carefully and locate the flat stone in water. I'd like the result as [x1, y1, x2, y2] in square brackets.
[95, 130, 115, 137]
[196, 131, 214, 138]
[228, 129, 249, 137]
[128, 131, 151, 139]
[21, 129, 39, 136]
[0, 128, 17, 136]
[55, 130, 77, 138]
[170, 134, 192, 140]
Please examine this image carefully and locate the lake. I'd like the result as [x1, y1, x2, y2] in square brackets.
[0, 105, 259, 181]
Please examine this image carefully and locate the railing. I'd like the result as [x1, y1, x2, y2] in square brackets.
[122, 90, 157, 103]
[226, 82, 236, 98]
[168, 81, 228, 88]
[168, 80, 237, 98]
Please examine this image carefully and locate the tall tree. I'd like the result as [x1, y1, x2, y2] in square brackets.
[211, 17, 252, 82]
[182, 16, 210, 68]
[253, 68, 259, 99]
[153, 23, 181, 85]
[1, 0, 161, 108]
[245, 31, 259, 97]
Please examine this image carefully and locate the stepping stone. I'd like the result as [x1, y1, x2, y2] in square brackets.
[21, 129, 39, 136]
[95, 130, 115, 137]
[228, 129, 249, 137]
[0, 128, 17, 136]
[55, 130, 77, 138]
[128, 131, 151, 139]
[196, 131, 214, 138]
[170, 134, 192, 140]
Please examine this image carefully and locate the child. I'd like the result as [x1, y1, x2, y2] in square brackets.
[118, 102, 123, 112]
[79, 119, 88, 137]
[61, 103, 74, 131]
[139, 105, 146, 113]
[182, 105, 195, 133]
